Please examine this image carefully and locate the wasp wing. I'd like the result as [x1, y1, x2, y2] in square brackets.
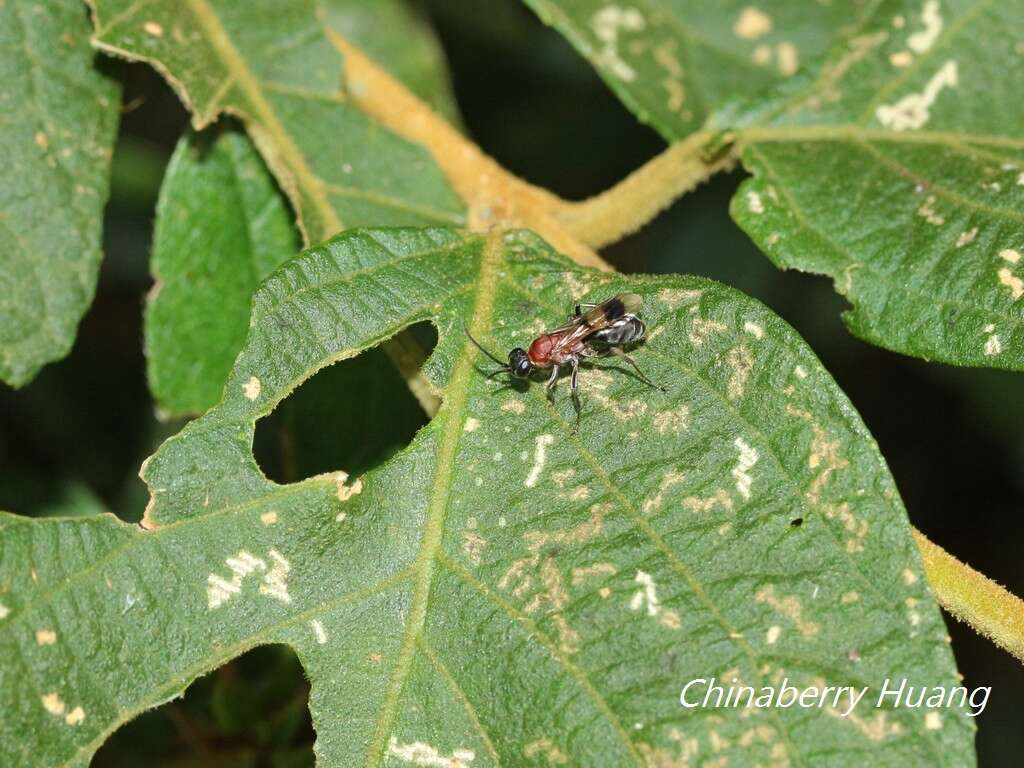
[581, 293, 642, 326]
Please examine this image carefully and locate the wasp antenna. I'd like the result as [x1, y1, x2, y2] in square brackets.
[463, 324, 508, 368]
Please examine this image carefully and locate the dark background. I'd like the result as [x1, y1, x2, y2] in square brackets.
[1, 2, 1021, 765]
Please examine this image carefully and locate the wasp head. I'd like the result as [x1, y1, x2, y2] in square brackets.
[508, 348, 533, 377]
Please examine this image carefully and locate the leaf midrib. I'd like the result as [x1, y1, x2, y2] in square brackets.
[360, 232, 501, 766]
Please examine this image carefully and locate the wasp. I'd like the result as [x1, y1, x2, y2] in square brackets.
[467, 293, 663, 423]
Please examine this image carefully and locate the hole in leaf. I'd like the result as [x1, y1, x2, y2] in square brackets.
[253, 324, 436, 484]
[92, 645, 313, 767]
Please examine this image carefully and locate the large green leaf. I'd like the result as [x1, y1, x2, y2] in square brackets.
[87, 0, 466, 244]
[0, 227, 971, 765]
[0, 0, 120, 387]
[520, 0, 870, 139]
[145, 126, 300, 416]
[724, 0, 1024, 371]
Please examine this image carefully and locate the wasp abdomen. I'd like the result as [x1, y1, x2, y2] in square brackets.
[589, 316, 645, 347]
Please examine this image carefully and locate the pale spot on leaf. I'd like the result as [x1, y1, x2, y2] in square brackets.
[916, 195, 944, 226]
[35, 629, 57, 646]
[311, 619, 327, 644]
[462, 531, 487, 565]
[501, 398, 525, 415]
[525, 738, 569, 764]
[524, 434, 554, 487]
[551, 468, 575, 487]
[242, 375, 261, 400]
[658, 288, 702, 308]
[955, 227, 978, 248]
[727, 346, 754, 400]
[653, 404, 690, 434]
[64, 706, 85, 726]
[766, 625, 781, 644]
[590, 391, 648, 421]
[571, 563, 617, 585]
[825, 707, 902, 741]
[734, 6, 773, 39]
[387, 737, 475, 767]
[258, 549, 291, 603]
[689, 317, 728, 348]
[732, 438, 759, 500]
[841, 591, 860, 604]
[907, 0, 942, 53]
[743, 321, 764, 339]
[591, 6, 646, 81]
[776, 42, 799, 76]
[524, 503, 607, 552]
[260, 511, 278, 526]
[756, 584, 819, 637]
[630, 570, 681, 630]
[683, 489, 733, 513]
[642, 469, 686, 513]
[41, 693, 65, 715]
[1001, 248, 1022, 263]
[997, 268, 1022, 300]
[746, 189, 765, 214]
[463, 417, 480, 432]
[903, 568, 918, 585]
[207, 548, 290, 608]
[876, 60, 957, 131]
[925, 711, 943, 730]
[335, 471, 363, 501]
[142, 20, 164, 37]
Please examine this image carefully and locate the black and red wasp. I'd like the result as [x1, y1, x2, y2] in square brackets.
[466, 293, 664, 423]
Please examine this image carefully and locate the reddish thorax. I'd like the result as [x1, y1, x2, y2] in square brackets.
[528, 331, 584, 367]
[527, 334, 556, 367]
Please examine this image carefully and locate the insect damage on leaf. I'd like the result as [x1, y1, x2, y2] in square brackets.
[0, 229, 974, 766]
[721, 0, 1024, 372]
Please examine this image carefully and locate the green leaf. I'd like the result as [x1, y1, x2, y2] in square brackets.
[88, 0, 466, 245]
[724, 1, 1024, 370]
[520, 0, 869, 139]
[145, 126, 300, 416]
[0, 227, 971, 766]
[0, 0, 120, 387]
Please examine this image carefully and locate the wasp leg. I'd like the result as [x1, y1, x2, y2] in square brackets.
[610, 347, 665, 391]
[545, 364, 560, 391]
[570, 357, 582, 433]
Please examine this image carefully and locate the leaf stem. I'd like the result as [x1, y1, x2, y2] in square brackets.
[325, 30, 612, 272]
[913, 527, 1024, 663]
[556, 131, 737, 248]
